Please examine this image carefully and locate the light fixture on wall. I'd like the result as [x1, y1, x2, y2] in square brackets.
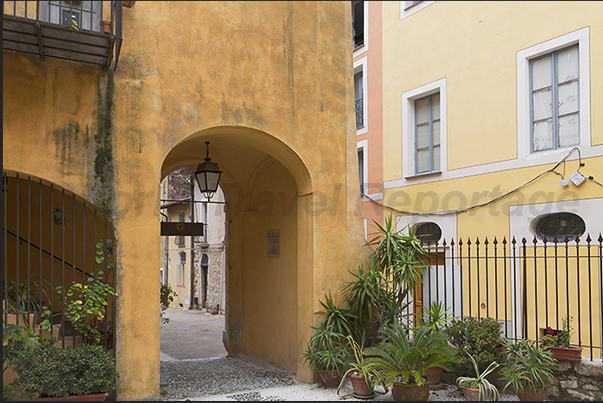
[194, 141, 222, 200]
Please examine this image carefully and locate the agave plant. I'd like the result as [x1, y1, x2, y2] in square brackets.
[456, 351, 500, 401]
[363, 322, 457, 387]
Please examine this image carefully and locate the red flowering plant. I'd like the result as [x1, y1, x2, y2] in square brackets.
[540, 316, 572, 349]
[56, 241, 117, 345]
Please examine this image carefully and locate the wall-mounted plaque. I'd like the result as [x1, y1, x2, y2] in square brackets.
[267, 230, 280, 257]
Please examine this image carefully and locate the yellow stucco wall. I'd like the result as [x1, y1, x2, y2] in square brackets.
[4, 1, 369, 400]
[382, 1, 603, 179]
[378, 1, 603, 360]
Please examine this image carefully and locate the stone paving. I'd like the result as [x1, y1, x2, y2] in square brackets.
[160, 307, 227, 361]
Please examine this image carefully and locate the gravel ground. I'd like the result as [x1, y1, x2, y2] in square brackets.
[159, 356, 522, 401]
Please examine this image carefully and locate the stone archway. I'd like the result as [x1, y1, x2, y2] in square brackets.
[160, 126, 313, 375]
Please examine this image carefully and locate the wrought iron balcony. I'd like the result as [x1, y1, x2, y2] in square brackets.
[3, 1, 123, 68]
[355, 98, 364, 129]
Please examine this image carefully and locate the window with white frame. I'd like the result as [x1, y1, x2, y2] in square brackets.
[517, 27, 590, 160]
[414, 93, 441, 174]
[400, 1, 435, 20]
[352, 1, 365, 51]
[354, 58, 368, 135]
[355, 71, 364, 130]
[357, 139, 368, 195]
[402, 78, 447, 178]
[177, 251, 186, 286]
[530, 45, 579, 153]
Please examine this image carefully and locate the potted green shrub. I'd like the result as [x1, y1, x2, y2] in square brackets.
[445, 315, 506, 389]
[336, 335, 387, 398]
[539, 316, 582, 362]
[57, 241, 117, 346]
[500, 338, 556, 401]
[301, 320, 350, 387]
[363, 322, 457, 401]
[456, 351, 500, 401]
[9, 342, 119, 401]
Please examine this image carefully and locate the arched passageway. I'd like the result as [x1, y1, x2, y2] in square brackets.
[160, 126, 312, 373]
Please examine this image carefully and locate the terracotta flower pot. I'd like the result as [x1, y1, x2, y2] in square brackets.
[461, 386, 497, 401]
[424, 366, 443, 389]
[461, 386, 480, 401]
[392, 381, 430, 401]
[37, 392, 108, 401]
[517, 388, 547, 401]
[102, 20, 111, 34]
[349, 374, 374, 398]
[318, 369, 342, 388]
[545, 346, 582, 362]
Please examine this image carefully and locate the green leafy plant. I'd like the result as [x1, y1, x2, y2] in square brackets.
[456, 351, 500, 401]
[445, 316, 505, 375]
[4, 277, 52, 324]
[9, 343, 118, 399]
[500, 338, 556, 394]
[317, 290, 356, 337]
[363, 322, 458, 387]
[336, 335, 387, 396]
[2, 320, 53, 400]
[57, 241, 117, 345]
[160, 283, 178, 324]
[540, 316, 572, 349]
[301, 320, 349, 374]
[418, 300, 456, 334]
[367, 215, 427, 304]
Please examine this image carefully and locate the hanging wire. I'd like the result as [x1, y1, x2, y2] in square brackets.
[363, 146, 600, 216]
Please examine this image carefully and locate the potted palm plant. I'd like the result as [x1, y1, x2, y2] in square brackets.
[500, 338, 556, 401]
[363, 322, 457, 401]
[417, 300, 456, 389]
[456, 351, 500, 401]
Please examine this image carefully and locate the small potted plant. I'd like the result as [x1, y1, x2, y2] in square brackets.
[336, 335, 387, 398]
[500, 338, 556, 401]
[57, 241, 117, 346]
[301, 320, 350, 387]
[539, 316, 582, 362]
[456, 352, 500, 401]
[8, 342, 119, 401]
[364, 322, 457, 401]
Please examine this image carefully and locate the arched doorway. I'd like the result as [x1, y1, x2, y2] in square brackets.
[2, 170, 116, 350]
[160, 126, 312, 373]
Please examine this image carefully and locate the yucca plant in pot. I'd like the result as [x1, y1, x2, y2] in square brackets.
[500, 338, 556, 401]
[363, 322, 457, 401]
[301, 319, 350, 387]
